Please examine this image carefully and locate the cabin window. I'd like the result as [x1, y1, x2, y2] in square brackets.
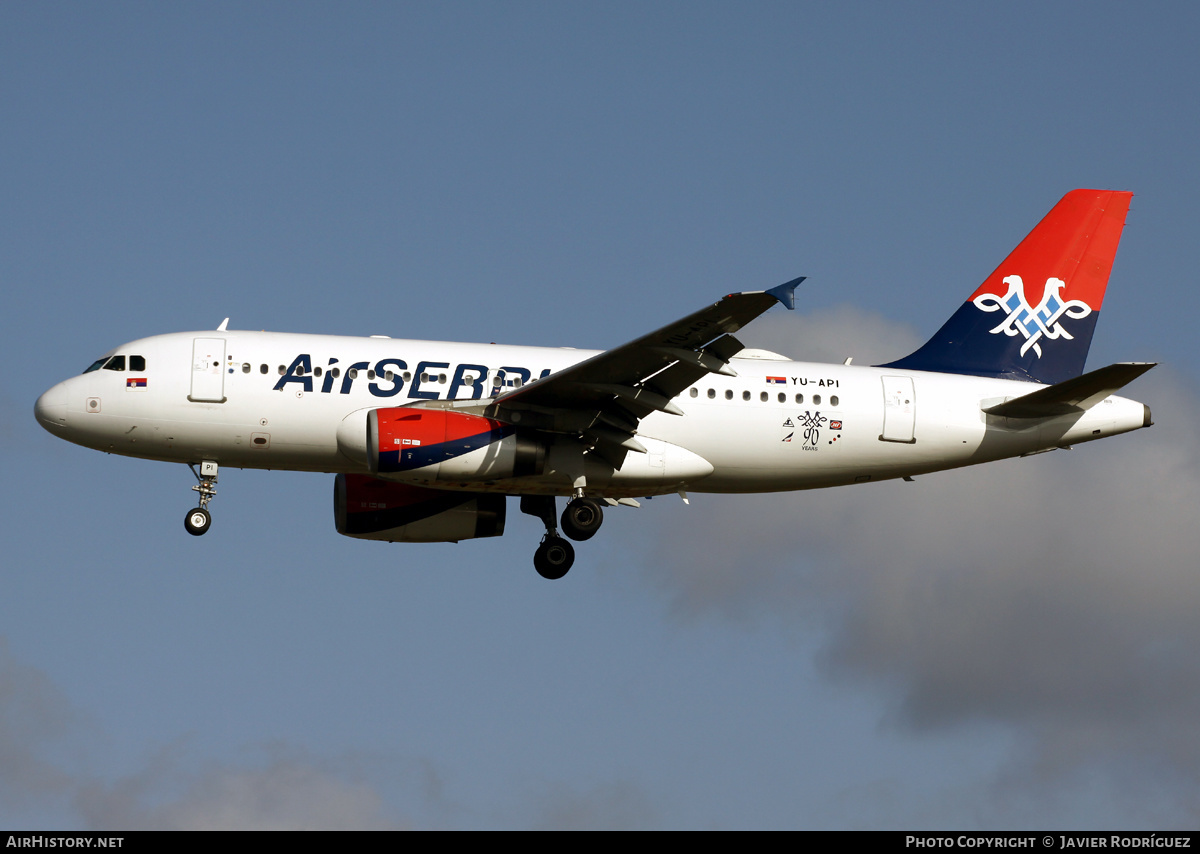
[707, 389, 716, 399]
[330, 367, 340, 378]
[830, 395, 839, 407]
[260, 364, 268, 374]
[385, 370, 394, 381]
[778, 393, 786, 403]
[813, 394, 822, 405]
[348, 368, 358, 379]
[439, 373, 448, 384]
[689, 388, 697, 398]
[130, 355, 146, 371]
[103, 355, 126, 371]
[278, 365, 286, 375]
[242, 363, 250, 373]
[724, 389, 733, 400]
[795, 394, 804, 404]
[743, 390, 751, 401]
[403, 372, 412, 383]
[313, 367, 323, 378]
[367, 370, 376, 380]
[759, 391, 767, 402]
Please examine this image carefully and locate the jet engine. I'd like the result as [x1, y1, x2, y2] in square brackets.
[333, 473, 505, 542]
[340, 406, 545, 483]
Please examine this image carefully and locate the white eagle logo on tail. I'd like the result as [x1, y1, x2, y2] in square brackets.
[972, 275, 1092, 358]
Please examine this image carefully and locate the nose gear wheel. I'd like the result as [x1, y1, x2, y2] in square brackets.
[186, 461, 219, 537]
[184, 507, 211, 536]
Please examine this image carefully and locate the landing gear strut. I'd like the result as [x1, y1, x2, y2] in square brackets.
[185, 461, 219, 537]
[521, 495, 575, 579]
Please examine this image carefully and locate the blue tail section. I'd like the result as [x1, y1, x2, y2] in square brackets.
[880, 190, 1132, 384]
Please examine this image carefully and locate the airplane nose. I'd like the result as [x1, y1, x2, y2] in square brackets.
[34, 384, 69, 433]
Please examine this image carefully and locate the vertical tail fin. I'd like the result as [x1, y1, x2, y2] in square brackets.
[881, 189, 1133, 384]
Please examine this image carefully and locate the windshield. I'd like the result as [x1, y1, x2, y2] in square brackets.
[82, 357, 108, 374]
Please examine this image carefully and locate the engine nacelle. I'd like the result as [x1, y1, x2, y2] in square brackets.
[333, 473, 505, 542]
[366, 407, 544, 483]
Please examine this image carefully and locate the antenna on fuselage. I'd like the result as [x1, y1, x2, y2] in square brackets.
[217, 318, 229, 331]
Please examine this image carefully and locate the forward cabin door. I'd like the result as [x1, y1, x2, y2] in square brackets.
[189, 338, 227, 403]
[880, 375, 915, 443]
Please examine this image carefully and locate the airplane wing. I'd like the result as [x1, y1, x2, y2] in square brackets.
[486, 277, 804, 464]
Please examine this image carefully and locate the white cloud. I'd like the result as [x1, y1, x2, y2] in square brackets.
[74, 747, 399, 830]
[0, 638, 78, 805]
[746, 305, 924, 366]
[638, 307, 1200, 815]
[532, 780, 659, 830]
[0, 647, 407, 829]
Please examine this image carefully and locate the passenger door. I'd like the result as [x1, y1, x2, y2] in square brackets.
[880, 375, 915, 443]
[189, 338, 227, 403]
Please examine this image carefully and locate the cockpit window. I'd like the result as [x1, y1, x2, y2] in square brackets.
[102, 355, 126, 372]
[83, 358, 108, 374]
[130, 355, 146, 371]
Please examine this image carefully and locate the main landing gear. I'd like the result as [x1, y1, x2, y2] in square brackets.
[534, 536, 574, 581]
[520, 495, 606, 579]
[561, 496, 604, 541]
[184, 461, 219, 536]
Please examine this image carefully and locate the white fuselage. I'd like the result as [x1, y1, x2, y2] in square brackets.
[35, 330, 1150, 497]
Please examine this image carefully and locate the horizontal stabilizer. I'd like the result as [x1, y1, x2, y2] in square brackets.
[982, 362, 1156, 419]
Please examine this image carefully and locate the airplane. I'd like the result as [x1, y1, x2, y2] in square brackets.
[34, 189, 1154, 579]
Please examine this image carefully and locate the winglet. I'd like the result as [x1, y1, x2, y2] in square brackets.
[765, 276, 805, 310]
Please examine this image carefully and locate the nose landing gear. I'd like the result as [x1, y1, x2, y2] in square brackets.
[184, 461, 219, 537]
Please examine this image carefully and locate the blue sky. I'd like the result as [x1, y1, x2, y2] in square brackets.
[3, 2, 1199, 829]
